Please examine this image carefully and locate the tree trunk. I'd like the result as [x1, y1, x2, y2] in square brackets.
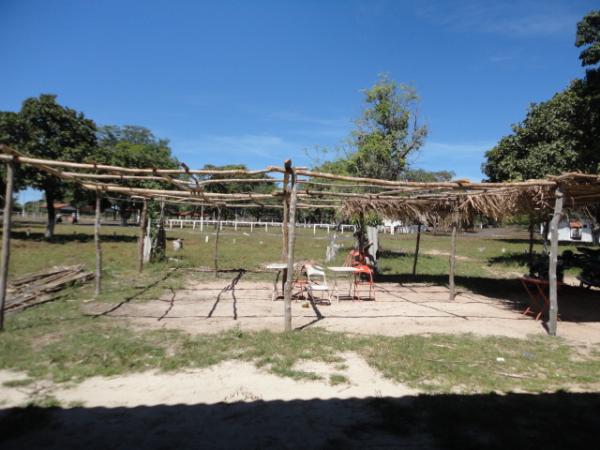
[412, 223, 421, 276]
[283, 166, 298, 332]
[44, 188, 55, 240]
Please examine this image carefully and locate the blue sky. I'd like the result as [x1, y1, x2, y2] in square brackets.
[0, 0, 596, 202]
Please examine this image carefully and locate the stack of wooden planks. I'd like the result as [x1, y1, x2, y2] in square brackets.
[5, 265, 93, 313]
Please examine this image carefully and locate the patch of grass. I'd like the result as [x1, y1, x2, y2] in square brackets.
[330, 374, 349, 385]
[3, 222, 599, 395]
[2, 378, 34, 388]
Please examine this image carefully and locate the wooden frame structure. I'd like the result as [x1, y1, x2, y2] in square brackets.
[2, 144, 600, 334]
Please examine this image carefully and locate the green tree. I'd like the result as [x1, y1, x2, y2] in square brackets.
[576, 10, 600, 70]
[347, 74, 428, 180]
[316, 75, 428, 180]
[0, 94, 97, 238]
[96, 125, 179, 225]
[482, 82, 594, 181]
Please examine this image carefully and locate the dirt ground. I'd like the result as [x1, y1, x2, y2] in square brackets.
[3, 277, 600, 449]
[84, 276, 600, 344]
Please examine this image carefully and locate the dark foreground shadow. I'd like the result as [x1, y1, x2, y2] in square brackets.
[377, 273, 600, 323]
[1, 392, 598, 449]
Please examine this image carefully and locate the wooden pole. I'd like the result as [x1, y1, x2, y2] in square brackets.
[412, 223, 421, 276]
[214, 207, 222, 277]
[137, 199, 148, 272]
[283, 163, 298, 332]
[449, 218, 457, 301]
[528, 218, 535, 276]
[94, 191, 102, 297]
[0, 162, 15, 331]
[548, 188, 563, 336]
[281, 160, 291, 259]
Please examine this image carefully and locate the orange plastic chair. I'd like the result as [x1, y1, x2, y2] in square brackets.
[353, 264, 375, 300]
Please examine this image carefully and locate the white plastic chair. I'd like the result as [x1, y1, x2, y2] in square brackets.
[305, 264, 331, 304]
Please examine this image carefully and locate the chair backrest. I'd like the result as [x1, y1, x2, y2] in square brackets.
[306, 265, 326, 284]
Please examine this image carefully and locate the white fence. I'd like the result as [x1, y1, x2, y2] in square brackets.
[165, 219, 423, 235]
[166, 219, 357, 235]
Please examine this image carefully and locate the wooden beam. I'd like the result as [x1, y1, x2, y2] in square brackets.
[548, 188, 563, 336]
[412, 223, 421, 276]
[94, 191, 102, 297]
[449, 218, 457, 300]
[0, 162, 15, 331]
[137, 199, 148, 273]
[283, 163, 298, 332]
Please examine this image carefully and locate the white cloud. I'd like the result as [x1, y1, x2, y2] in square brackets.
[416, 0, 580, 37]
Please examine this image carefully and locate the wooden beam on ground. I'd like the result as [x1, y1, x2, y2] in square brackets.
[412, 223, 421, 276]
[94, 191, 102, 297]
[449, 218, 457, 300]
[283, 163, 298, 332]
[137, 199, 148, 273]
[548, 188, 563, 336]
[0, 161, 15, 330]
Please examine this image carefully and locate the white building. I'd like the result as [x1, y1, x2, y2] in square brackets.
[545, 215, 594, 243]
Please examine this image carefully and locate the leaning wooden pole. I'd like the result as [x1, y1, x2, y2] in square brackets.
[0, 161, 15, 331]
[137, 199, 148, 273]
[283, 162, 298, 332]
[281, 162, 290, 259]
[94, 191, 102, 297]
[548, 188, 563, 336]
[449, 217, 457, 301]
[412, 223, 422, 276]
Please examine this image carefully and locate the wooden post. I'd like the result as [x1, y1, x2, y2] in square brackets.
[281, 160, 291, 259]
[449, 217, 457, 300]
[528, 218, 535, 276]
[412, 223, 421, 276]
[200, 205, 204, 232]
[283, 163, 298, 332]
[94, 191, 102, 297]
[0, 161, 15, 331]
[214, 207, 222, 277]
[137, 199, 148, 272]
[548, 188, 563, 336]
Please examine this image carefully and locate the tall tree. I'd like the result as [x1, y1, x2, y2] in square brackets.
[482, 82, 593, 181]
[0, 94, 97, 238]
[347, 74, 428, 180]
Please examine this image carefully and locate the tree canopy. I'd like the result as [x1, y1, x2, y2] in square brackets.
[483, 10, 600, 182]
[96, 125, 179, 224]
[317, 74, 428, 181]
[0, 94, 97, 238]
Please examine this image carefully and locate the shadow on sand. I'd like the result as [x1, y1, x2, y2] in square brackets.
[1, 392, 598, 449]
[376, 273, 600, 323]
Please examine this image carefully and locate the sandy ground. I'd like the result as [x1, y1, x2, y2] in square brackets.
[2, 277, 600, 448]
[0, 352, 415, 409]
[82, 277, 600, 344]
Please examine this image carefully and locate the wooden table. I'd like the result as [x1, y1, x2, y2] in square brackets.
[327, 266, 357, 301]
[519, 276, 562, 321]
